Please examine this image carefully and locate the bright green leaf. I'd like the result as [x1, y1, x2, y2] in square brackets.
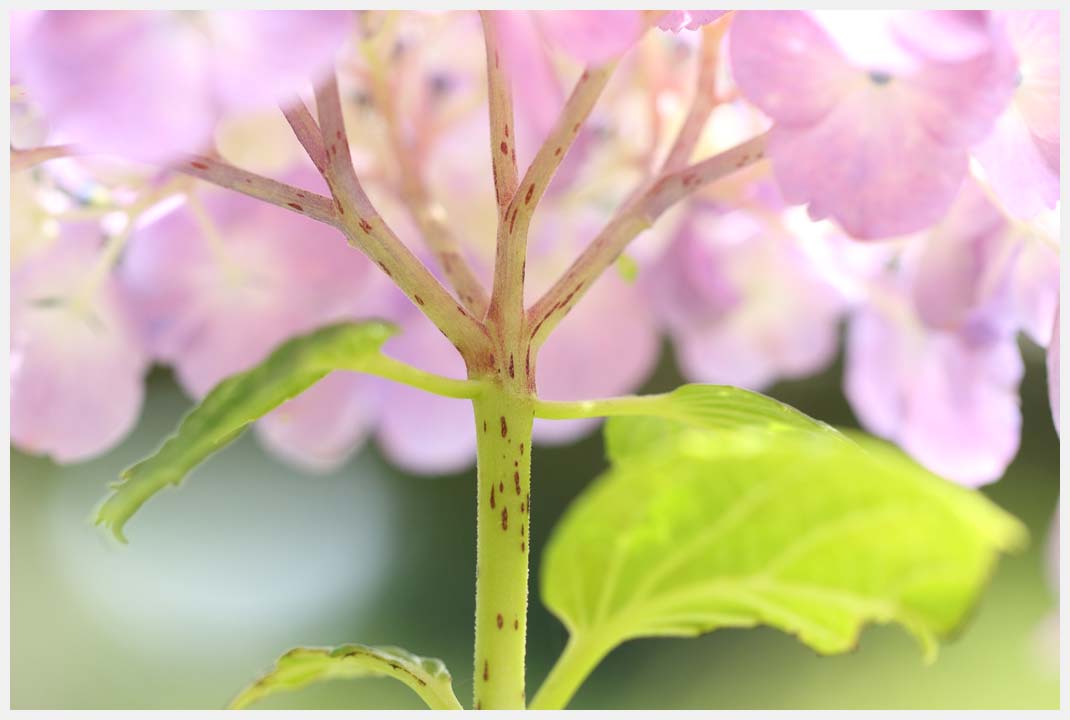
[537, 413, 1025, 708]
[603, 383, 840, 463]
[96, 321, 397, 542]
[229, 644, 463, 710]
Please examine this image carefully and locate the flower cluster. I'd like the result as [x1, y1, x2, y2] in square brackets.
[10, 10, 1060, 485]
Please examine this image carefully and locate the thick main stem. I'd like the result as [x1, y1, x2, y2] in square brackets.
[471, 385, 534, 710]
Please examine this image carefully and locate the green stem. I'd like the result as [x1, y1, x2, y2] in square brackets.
[365, 356, 485, 400]
[471, 386, 535, 709]
[529, 633, 615, 710]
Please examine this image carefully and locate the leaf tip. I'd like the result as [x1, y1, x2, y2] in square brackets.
[93, 499, 130, 545]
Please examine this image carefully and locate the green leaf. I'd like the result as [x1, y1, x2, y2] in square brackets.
[96, 321, 397, 542]
[603, 383, 840, 463]
[229, 644, 463, 710]
[537, 403, 1026, 707]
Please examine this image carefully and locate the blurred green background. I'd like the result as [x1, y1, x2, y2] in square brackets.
[11, 342, 1060, 710]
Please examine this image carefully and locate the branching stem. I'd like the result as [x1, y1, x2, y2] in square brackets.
[297, 78, 492, 363]
[488, 62, 617, 336]
[176, 154, 339, 225]
[527, 132, 769, 350]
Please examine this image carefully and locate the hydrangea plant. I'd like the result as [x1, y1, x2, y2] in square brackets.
[10, 10, 1060, 710]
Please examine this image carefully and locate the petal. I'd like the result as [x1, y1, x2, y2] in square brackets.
[20, 11, 214, 161]
[730, 11, 856, 127]
[122, 183, 372, 397]
[909, 179, 1010, 331]
[11, 229, 149, 462]
[889, 11, 995, 63]
[974, 102, 1060, 218]
[845, 283, 1023, 486]
[898, 334, 1023, 486]
[811, 10, 927, 74]
[768, 89, 969, 239]
[1005, 10, 1060, 145]
[906, 21, 1018, 149]
[256, 371, 382, 473]
[734, 9, 1016, 238]
[209, 11, 352, 114]
[537, 11, 645, 64]
[1010, 234, 1060, 346]
[649, 208, 845, 390]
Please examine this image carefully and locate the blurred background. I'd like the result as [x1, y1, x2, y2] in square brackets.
[11, 338, 1059, 710]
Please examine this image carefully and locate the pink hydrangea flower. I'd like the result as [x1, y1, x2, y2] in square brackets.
[645, 204, 846, 390]
[14, 11, 351, 161]
[846, 177, 1060, 484]
[729, 10, 1018, 238]
[11, 225, 150, 462]
[908, 179, 1059, 346]
[973, 10, 1060, 219]
[845, 275, 1024, 487]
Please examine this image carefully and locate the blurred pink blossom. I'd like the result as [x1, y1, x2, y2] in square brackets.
[14, 11, 351, 161]
[11, 225, 150, 462]
[841, 179, 1058, 485]
[7, 10, 1061, 490]
[974, 10, 1060, 219]
[730, 10, 1017, 238]
[646, 204, 845, 390]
